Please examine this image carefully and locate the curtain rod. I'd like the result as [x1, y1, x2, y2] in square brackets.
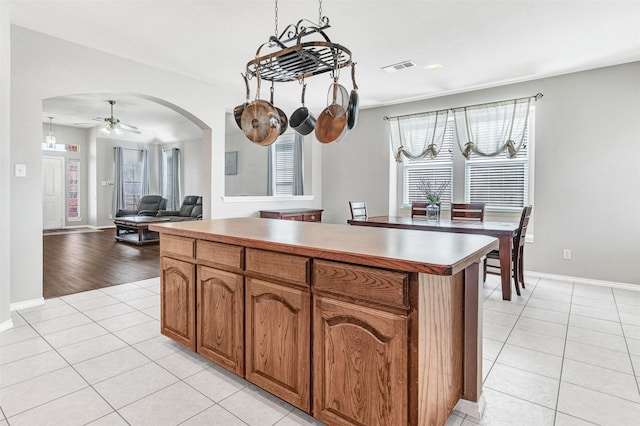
[383, 93, 543, 121]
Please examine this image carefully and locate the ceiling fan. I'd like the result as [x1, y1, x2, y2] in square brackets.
[94, 100, 141, 136]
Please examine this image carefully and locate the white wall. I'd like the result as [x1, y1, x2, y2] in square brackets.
[6, 25, 323, 308]
[323, 62, 640, 285]
[0, 2, 11, 327]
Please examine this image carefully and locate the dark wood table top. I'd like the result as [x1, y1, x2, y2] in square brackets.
[348, 216, 519, 237]
[151, 218, 498, 276]
[114, 216, 171, 225]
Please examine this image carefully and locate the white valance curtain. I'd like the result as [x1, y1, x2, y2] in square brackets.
[388, 109, 450, 162]
[387, 94, 540, 160]
[453, 97, 532, 159]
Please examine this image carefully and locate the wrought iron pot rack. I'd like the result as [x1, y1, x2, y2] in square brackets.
[246, 18, 353, 83]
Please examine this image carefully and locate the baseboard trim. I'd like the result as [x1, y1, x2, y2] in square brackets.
[455, 393, 486, 419]
[10, 297, 45, 311]
[91, 225, 115, 230]
[0, 318, 14, 333]
[527, 271, 640, 292]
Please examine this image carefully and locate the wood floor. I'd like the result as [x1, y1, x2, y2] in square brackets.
[43, 229, 160, 299]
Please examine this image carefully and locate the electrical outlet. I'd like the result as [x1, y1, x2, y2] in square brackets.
[563, 249, 572, 260]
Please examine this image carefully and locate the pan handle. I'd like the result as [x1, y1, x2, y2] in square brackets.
[351, 63, 358, 91]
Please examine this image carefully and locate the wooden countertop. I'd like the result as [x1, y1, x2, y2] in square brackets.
[150, 218, 498, 275]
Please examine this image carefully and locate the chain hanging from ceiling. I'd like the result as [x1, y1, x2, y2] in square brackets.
[246, 0, 352, 83]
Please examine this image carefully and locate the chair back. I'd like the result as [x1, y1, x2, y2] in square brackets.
[349, 201, 368, 220]
[411, 202, 428, 218]
[137, 195, 164, 212]
[451, 202, 485, 221]
[514, 205, 533, 249]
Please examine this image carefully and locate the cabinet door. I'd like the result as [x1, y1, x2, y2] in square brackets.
[313, 296, 408, 426]
[197, 266, 244, 375]
[245, 278, 310, 412]
[160, 257, 196, 350]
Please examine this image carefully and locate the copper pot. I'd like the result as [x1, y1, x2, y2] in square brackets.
[240, 71, 281, 146]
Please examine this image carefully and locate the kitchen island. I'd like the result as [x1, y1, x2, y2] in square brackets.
[150, 218, 496, 425]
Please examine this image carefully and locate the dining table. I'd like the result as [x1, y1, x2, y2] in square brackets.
[348, 216, 520, 300]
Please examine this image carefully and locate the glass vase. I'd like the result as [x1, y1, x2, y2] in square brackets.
[427, 203, 440, 221]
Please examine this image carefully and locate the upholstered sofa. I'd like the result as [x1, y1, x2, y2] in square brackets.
[115, 195, 167, 217]
[156, 196, 203, 222]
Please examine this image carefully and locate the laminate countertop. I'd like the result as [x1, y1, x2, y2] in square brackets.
[150, 217, 497, 276]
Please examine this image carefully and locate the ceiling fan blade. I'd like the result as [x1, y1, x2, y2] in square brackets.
[93, 117, 106, 122]
[119, 123, 142, 134]
[120, 123, 141, 133]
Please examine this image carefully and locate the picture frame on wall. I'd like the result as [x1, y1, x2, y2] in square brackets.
[225, 151, 238, 175]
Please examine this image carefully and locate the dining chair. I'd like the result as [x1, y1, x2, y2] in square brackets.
[484, 205, 533, 296]
[451, 202, 486, 221]
[410, 202, 428, 218]
[349, 201, 368, 220]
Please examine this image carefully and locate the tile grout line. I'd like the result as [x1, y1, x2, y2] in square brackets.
[611, 289, 640, 398]
[3, 285, 161, 424]
[552, 281, 574, 425]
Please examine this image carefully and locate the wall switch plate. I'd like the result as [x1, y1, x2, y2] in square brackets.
[563, 249, 572, 260]
[14, 164, 27, 177]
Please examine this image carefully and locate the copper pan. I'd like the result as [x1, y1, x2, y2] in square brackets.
[240, 69, 281, 146]
[315, 107, 348, 144]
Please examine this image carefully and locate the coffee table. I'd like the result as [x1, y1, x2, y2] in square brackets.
[114, 216, 171, 245]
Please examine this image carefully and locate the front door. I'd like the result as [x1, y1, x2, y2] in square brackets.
[43, 156, 64, 230]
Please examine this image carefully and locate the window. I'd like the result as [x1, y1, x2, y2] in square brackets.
[402, 127, 454, 206]
[465, 130, 529, 209]
[161, 148, 181, 210]
[401, 112, 533, 210]
[123, 149, 144, 210]
[269, 134, 303, 196]
[67, 159, 80, 220]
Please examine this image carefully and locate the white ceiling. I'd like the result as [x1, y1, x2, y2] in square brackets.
[12, 0, 640, 140]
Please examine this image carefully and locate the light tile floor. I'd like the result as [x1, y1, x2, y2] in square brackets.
[1, 275, 640, 425]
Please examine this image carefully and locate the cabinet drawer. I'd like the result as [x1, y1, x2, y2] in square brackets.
[314, 260, 410, 311]
[246, 248, 310, 285]
[303, 212, 321, 222]
[197, 240, 244, 272]
[161, 234, 195, 261]
[281, 214, 303, 221]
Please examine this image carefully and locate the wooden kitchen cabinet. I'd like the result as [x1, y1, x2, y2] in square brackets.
[313, 259, 410, 425]
[152, 218, 495, 425]
[197, 265, 244, 376]
[313, 295, 408, 426]
[245, 277, 311, 413]
[160, 256, 196, 350]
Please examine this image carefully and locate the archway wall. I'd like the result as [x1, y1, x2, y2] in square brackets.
[10, 25, 233, 305]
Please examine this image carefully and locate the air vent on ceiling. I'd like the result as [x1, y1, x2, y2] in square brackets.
[382, 60, 416, 73]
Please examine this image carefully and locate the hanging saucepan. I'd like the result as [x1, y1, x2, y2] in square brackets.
[240, 68, 281, 146]
[347, 64, 360, 130]
[290, 82, 316, 136]
[270, 82, 288, 135]
[233, 73, 250, 130]
[315, 78, 349, 144]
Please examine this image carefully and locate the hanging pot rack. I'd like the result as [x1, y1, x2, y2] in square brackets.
[245, 19, 353, 83]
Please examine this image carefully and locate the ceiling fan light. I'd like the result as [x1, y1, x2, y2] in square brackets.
[100, 125, 111, 136]
[113, 127, 124, 137]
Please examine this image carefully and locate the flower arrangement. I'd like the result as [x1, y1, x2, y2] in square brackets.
[419, 178, 449, 204]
